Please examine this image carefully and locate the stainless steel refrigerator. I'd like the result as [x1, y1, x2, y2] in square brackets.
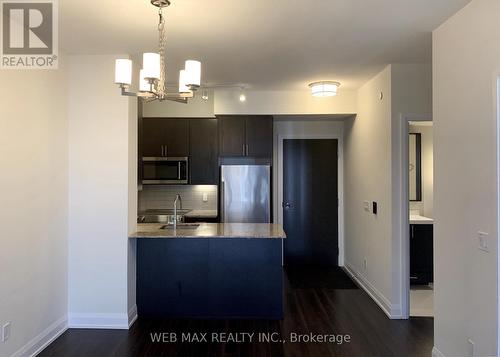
[220, 165, 271, 223]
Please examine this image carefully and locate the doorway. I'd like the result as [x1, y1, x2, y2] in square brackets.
[408, 122, 434, 317]
[399, 115, 434, 319]
[282, 139, 339, 266]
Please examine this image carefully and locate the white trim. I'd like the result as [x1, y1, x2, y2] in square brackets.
[128, 304, 138, 328]
[343, 264, 402, 319]
[275, 132, 345, 266]
[495, 74, 500, 357]
[432, 346, 446, 357]
[398, 113, 432, 320]
[11, 316, 67, 357]
[68, 311, 130, 330]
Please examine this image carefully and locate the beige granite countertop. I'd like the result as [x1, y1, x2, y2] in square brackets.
[129, 223, 286, 239]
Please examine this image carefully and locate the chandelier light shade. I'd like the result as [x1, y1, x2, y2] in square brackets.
[114, 59, 132, 85]
[114, 1, 202, 103]
[139, 69, 150, 92]
[309, 81, 341, 97]
[185, 60, 201, 87]
[178, 70, 190, 93]
[142, 53, 161, 80]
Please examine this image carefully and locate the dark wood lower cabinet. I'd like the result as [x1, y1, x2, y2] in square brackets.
[410, 224, 433, 285]
[137, 238, 283, 319]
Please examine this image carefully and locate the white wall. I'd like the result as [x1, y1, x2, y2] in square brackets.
[214, 89, 357, 115]
[344, 64, 432, 318]
[433, 0, 499, 355]
[68, 55, 137, 328]
[142, 89, 215, 118]
[0, 60, 68, 356]
[142, 88, 356, 117]
[344, 66, 394, 314]
[409, 124, 434, 218]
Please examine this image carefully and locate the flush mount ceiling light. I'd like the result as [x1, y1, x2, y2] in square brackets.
[114, 0, 202, 103]
[308, 81, 341, 97]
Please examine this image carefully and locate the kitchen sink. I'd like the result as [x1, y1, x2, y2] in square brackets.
[160, 223, 200, 230]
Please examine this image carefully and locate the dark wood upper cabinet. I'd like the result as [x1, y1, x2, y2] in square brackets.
[218, 116, 273, 158]
[142, 118, 167, 157]
[189, 119, 218, 184]
[141, 118, 189, 157]
[218, 116, 246, 157]
[246, 116, 273, 158]
[163, 119, 189, 157]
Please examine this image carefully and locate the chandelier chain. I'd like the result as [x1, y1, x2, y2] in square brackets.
[157, 7, 167, 99]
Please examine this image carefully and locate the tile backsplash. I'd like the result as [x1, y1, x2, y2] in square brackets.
[139, 185, 218, 212]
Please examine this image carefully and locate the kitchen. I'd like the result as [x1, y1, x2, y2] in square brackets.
[130, 114, 286, 319]
[6, 0, 474, 354]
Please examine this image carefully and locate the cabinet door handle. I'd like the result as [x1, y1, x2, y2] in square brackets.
[177, 162, 181, 180]
[164, 145, 168, 158]
[411, 225, 414, 238]
[161, 145, 164, 157]
[246, 144, 249, 156]
[242, 144, 245, 156]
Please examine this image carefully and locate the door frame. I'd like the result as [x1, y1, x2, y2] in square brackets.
[276, 133, 344, 266]
[398, 113, 432, 319]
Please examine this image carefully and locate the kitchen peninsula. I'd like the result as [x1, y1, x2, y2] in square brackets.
[129, 223, 286, 319]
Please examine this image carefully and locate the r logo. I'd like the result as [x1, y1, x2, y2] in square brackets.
[2, 2, 53, 54]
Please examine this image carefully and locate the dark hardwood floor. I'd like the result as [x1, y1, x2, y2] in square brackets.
[40, 268, 433, 357]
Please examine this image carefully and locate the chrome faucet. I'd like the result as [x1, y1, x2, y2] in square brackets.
[173, 194, 182, 229]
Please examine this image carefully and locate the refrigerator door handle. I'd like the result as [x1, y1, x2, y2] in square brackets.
[220, 180, 225, 222]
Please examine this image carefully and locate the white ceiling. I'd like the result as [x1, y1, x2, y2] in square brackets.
[60, 0, 470, 90]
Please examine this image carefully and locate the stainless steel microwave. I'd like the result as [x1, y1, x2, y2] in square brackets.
[142, 157, 189, 185]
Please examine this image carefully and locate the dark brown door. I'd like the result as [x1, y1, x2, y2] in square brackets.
[163, 119, 189, 157]
[142, 118, 167, 157]
[246, 116, 273, 158]
[189, 119, 218, 184]
[283, 139, 339, 266]
[219, 116, 246, 157]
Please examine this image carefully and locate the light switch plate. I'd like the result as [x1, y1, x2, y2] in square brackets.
[2, 322, 11, 342]
[202, 193, 208, 202]
[478, 231, 489, 252]
[363, 201, 371, 212]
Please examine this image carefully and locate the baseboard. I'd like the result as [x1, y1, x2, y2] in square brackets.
[343, 264, 403, 319]
[432, 346, 446, 357]
[68, 311, 130, 329]
[11, 315, 67, 357]
[128, 305, 138, 328]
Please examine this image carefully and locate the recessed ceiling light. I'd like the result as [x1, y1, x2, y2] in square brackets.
[239, 87, 247, 102]
[308, 81, 341, 97]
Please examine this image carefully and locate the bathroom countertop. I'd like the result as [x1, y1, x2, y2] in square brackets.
[410, 215, 434, 225]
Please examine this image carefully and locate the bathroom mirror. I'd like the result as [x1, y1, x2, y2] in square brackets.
[409, 133, 422, 201]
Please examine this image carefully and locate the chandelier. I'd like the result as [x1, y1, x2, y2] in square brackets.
[114, 0, 201, 103]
